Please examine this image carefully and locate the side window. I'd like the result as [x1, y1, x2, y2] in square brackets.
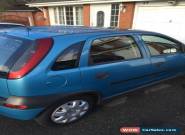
[52, 41, 84, 70]
[142, 35, 182, 56]
[89, 36, 142, 65]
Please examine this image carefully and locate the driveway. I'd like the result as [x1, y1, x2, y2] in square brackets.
[0, 76, 185, 135]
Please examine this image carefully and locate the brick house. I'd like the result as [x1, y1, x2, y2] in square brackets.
[0, 0, 50, 26]
[27, 0, 136, 29]
[27, 0, 185, 43]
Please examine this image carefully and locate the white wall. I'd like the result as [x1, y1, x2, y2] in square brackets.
[90, 4, 111, 27]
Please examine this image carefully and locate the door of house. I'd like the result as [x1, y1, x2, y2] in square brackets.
[97, 11, 104, 27]
[90, 4, 111, 27]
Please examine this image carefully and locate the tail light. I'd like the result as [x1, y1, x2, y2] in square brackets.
[4, 103, 28, 110]
[8, 38, 53, 79]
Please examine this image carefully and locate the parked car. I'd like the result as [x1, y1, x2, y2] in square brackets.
[0, 23, 25, 31]
[0, 26, 184, 126]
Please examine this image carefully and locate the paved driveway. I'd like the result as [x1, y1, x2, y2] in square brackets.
[0, 76, 185, 135]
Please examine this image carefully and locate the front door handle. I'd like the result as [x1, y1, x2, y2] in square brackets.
[96, 72, 110, 80]
[154, 62, 165, 67]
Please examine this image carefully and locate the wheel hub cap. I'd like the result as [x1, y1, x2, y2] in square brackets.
[51, 100, 89, 124]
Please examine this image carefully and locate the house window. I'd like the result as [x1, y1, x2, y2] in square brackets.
[76, 7, 83, 25]
[66, 6, 74, 25]
[52, 6, 83, 26]
[58, 7, 65, 24]
[110, 4, 120, 27]
[54, 7, 58, 24]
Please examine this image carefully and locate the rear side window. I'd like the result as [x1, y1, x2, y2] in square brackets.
[52, 41, 84, 70]
[142, 35, 182, 56]
[89, 36, 141, 65]
[0, 35, 31, 75]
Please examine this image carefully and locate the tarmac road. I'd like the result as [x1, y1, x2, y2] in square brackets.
[0, 76, 185, 135]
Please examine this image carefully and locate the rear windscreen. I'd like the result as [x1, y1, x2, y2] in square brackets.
[0, 35, 32, 76]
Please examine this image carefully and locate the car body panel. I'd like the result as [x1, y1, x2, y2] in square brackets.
[0, 79, 10, 98]
[0, 106, 43, 120]
[80, 34, 155, 98]
[0, 23, 25, 33]
[138, 34, 185, 77]
[0, 26, 184, 120]
[7, 35, 86, 96]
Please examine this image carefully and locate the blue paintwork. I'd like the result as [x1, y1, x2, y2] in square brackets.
[0, 106, 43, 120]
[0, 79, 10, 98]
[0, 26, 185, 120]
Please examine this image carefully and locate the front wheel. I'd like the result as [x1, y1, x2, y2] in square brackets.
[36, 96, 94, 127]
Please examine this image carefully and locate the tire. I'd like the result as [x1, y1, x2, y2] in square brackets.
[35, 96, 95, 127]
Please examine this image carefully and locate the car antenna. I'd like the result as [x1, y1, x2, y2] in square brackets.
[26, 26, 31, 37]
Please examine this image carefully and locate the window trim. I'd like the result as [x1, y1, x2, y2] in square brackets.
[51, 41, 85, 71]
[141, 34, 183, 57]
[53, 6, 83, 26]
[110, 3, 120, 28]
[54, 7, 59, 24]
[58, 6, 65, 25]
[88, 35, 143, 66]
[75, 7, 83, 25]
[65, 6, 74, 25]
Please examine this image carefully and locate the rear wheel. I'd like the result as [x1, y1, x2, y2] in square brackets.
[36, 96, 94, 127]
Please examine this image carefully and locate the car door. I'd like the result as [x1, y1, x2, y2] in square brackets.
[46, 41, 84, 95]
[140, 34, 185, 79]
[80, 35, 156, 98]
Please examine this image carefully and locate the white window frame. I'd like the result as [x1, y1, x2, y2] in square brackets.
[65, 6, 74, 25]
[64, 7, 67, 25]
[73, 6, 77, 25]
[75, 7, 83, 26]
[110, 3, 120, 28]
[54, 7, 59, 25]
[58, 6, 65, 25]
[52, 6, 83, 26]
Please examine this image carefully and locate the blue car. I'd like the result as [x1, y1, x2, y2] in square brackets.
[0, 23, 25, 32]
[0, 26, 185, 126]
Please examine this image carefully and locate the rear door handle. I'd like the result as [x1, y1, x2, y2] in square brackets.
[96, 72, 110, 80]
[154, 62, 165, 67]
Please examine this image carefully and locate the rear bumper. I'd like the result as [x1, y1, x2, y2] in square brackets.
[0, 106, 43, 120]
[0, 95, 52, 120]
[0, 91, 101, 120]
[0, 94, 66, 120]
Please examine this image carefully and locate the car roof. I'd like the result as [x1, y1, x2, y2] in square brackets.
[0, 22, 25, 26]
[29, 26, 153, 35]
[2, 26, 159, 40]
